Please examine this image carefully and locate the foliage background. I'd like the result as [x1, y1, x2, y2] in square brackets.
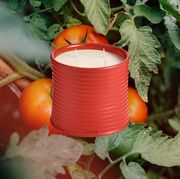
[0, 0, 180, 179]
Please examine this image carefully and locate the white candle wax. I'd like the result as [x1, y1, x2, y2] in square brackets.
[55, 49, 122, 68]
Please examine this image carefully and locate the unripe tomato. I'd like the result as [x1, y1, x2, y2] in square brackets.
[19, 78, 58, 133]
[128, 87, 148, 123]
[53, 24, 109, 47]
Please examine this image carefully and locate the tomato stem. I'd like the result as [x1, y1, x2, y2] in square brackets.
[0, 52, 45, 80]
[71, 1, 86, 17]
[0, 73, 23, 87]
[27, 7, 52, 18]
[111, 6, 124, 13]
[95, 152, 131, 179]
[148, 107, 180, 121]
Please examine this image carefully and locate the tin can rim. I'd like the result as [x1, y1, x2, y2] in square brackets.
[51, 43, 129, 70]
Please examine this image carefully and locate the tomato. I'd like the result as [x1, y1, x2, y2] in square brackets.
[128, 87, 148, 123]
[53, 25, 109, 47]
[19, 78, 58, 133]
[0, 85, 29, 153]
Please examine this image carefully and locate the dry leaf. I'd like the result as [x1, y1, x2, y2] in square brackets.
[67, 164, 96, 179]
[5, 127, 83, 179]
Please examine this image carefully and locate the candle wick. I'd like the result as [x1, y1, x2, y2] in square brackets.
[103, 48, 107, 67]
[75, 49, 79, 67]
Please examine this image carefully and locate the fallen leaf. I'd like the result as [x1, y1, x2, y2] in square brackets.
[5, 126, 83, 179]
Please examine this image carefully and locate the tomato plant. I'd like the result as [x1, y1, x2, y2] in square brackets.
[53, 24, 109, 47]
[0, 0, 180, 179]
[128, 87, 148, 123]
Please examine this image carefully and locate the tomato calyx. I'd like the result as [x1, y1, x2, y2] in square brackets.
[63, 30, 89, 46]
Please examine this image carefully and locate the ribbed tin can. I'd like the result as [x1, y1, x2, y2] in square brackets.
[51, 43, 130, 137]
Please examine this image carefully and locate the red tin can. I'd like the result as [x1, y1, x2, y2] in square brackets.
[51, 43, 129, 137]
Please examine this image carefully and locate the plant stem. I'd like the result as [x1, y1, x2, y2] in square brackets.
[0, 52, 45, 80]
[111, 6, 123, 13]
[95, 157, 122, 179]
[0, 73, 22, 87]
[28, 7, 52, 18]
[95, 153, 131, 179]
[148, 107, 180, 121]
[71, 1, 86, 17]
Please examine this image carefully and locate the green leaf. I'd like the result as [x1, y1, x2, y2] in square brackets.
[27, 23, 48, 41]
[95, 124, 144, 160]
[5, 127, 83, 179]
[83, 143, 95, 156]
[159, 0, 180, 21]
[164, 15, 180, 50]
[80, 0, 110, 35]
[47, 24, 60, 40]
[28, 14, 48, 40]
[30, 14, 47, 31]
[8, 0, 27, 11]
[41, 0, 53, 8]
[168, 119, 180, 132]
[64, 9, 82, 28]
[29, 0, 41, 7]
[120, 162, 148, 179]
[118, 19, 161, 101]
[53, 0, 68, 11]
[131, 130, 180, 167]
[35, 57, 48, 73]
[133, 5, 165, 24]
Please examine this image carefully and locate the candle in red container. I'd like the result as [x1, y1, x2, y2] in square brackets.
[51, 43, 129, 137]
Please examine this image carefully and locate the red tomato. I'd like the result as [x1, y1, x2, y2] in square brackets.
[0, 85, 29, 153]
[128, 87, 148, 123]
[19, 78, 58, 133]
[53, 25, 109, 47]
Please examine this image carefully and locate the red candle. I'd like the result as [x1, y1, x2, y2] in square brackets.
[51, 43, 129, 137]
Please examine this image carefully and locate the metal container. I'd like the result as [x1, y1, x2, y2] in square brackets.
[51, 43, 129, 137]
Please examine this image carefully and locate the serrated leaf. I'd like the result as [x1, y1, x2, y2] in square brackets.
[168, 119, 180, 132]
[29, 0, 41, 7]
[131, 129, 180, 167]
[5, 127, 83, 179]
[47, 24, 60, 40]
[164, 15, 180, 50]
[120, 162, 147, 179]
[133, 5, 165, 24]
[118, 19, 161, 101]
[80, 0, 110, 35]
[27, 23, 48, 40]
[28, 14, 48, 40]
[41, 0, 53, 8]
[30, 14, 47, 31]
[8, 0, 27, 11]
[53, 0, 68, 11]
[159, 0, 180, 21]
[95, 124, 144, 160]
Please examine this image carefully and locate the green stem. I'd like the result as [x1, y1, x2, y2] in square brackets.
[0, 73, 23, 87]
[148, 107, 180, 121]
[0, 52, 45, 80]
[111, 6, 124, 13]
[71, 1, 86, 17]
[95, 153, 131, 179]
[28, 7, 52, 18]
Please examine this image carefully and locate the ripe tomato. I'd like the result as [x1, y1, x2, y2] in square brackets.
[0, 85, 29, 151]
[53, 25, 109, 47]
[19, 78, 58, 133]
[128, 87, 148, 123]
